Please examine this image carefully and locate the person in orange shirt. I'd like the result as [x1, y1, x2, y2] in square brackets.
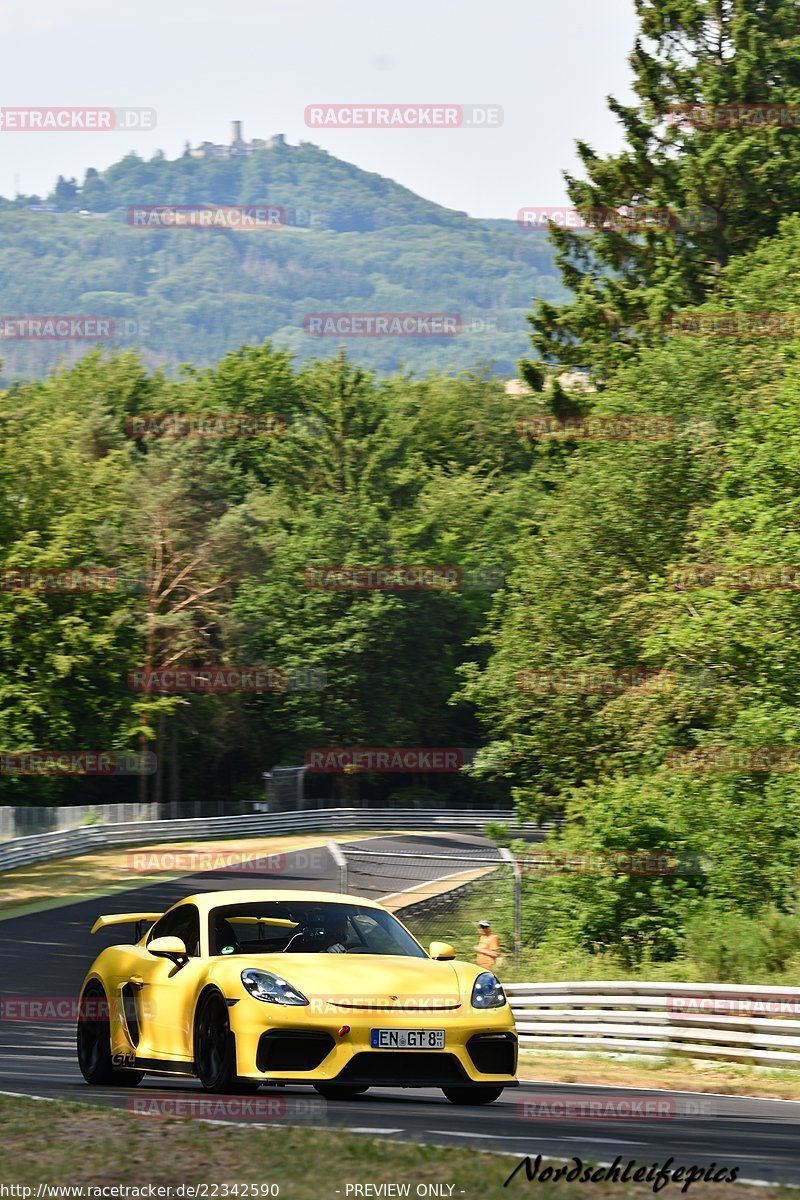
[475, 919, 501, 969]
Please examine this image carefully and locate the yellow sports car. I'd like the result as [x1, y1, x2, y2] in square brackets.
[77, 889, 518, 1105]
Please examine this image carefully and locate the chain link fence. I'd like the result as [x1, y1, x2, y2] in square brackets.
[0, 802, 159, 840]
[332, 842, 551, 973]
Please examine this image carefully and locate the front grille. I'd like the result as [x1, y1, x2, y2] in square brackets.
[335, 1052, 468, 1087]
[467, 1032, 517, 1075]
[257, 1030, 335, 1073]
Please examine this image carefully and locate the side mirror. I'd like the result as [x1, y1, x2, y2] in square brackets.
[429, 941, 456, 961]
[148, 935, 187, 963]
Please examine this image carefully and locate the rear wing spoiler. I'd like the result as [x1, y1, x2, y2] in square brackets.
[91, 913, 162, 939]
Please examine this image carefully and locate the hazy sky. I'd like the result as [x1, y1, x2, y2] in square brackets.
[0, 0, 638, 219]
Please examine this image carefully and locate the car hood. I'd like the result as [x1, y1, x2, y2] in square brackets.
[235, 953, 464, 1010]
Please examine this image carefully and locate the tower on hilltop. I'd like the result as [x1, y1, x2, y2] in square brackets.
[188, 123, 287, 159]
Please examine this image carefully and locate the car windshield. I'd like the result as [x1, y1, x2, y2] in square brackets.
[209, 900, 427, 958]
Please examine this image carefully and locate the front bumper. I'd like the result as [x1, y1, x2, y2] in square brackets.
[229, 998, 518, 1086]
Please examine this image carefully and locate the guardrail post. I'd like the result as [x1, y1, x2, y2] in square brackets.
[327, 839, 348, 892]
[499, 847, 521, 968]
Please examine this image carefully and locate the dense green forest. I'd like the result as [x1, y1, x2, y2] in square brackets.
[468, 217, 800, 980]
[0, 142, 564, 380]
[0, 349, 534, 810]
[5, 0, 800, 980]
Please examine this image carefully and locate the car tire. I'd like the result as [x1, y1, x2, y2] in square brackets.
[194, 989, 260, 1093]
[441, 1086, 504, 1105]
[312, 1084, 369, 1100]
[76, 981, 144, 1087]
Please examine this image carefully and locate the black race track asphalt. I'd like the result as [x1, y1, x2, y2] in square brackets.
[0, 833, 797, 1185]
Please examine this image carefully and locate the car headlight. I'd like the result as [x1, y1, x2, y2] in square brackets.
[471, 972, 507, 1009]
[241, 968, 309, 1006]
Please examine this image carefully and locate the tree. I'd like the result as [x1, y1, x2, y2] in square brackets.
[122, 440, 257, 807]
[527, 0, 800, 379]
[224, 355, 512, 804]
[53, 175, 78, 207]
[81, 167, 109, 211]
[0, 356, 143, 801]
[461, 216, 800, 965]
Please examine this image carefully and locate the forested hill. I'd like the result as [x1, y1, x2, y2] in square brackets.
[0, 141, 564, 382]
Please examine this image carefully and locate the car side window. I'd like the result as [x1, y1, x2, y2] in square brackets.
[147, 904, 201, 958]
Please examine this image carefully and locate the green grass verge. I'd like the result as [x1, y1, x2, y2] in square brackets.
[518, 1051, 800, 1100]
[0, 1094, 790, 1198]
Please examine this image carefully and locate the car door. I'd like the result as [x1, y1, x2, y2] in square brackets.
[130, 903, 205, 1063]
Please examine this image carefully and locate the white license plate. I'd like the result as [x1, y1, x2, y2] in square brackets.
[370, 1028, 445, 1050]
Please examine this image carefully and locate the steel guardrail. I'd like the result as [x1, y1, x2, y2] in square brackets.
[505, 981, 800, 1066]
[0, 808, 543, 872]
